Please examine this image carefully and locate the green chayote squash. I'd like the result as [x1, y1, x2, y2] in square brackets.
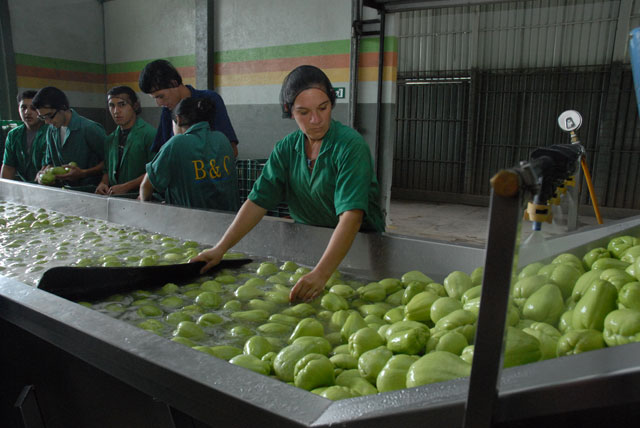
[443, 271, 473, 300]
[357, 347, 393, 384]
[273, 336, 331, 382]
[375, 354, 419, 392]
[293, 353, 335, 390]
[556, 329, 604, 356]
[348, 327, 385, 358]
[406, 351, 471, 387]
[571, 279, 617, 331]
[522, 283, 564, 325]
[603, 309, 640, 347]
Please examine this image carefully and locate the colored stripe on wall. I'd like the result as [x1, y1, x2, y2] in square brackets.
[14, 37, 397, 95]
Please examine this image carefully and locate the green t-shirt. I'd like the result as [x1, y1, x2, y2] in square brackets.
[2, 123, 48, 182]
[145, 121, 240, 211]
[249, 119, 385, 232]
[104, 117, 156, 185]
[43, 109, 106, 186]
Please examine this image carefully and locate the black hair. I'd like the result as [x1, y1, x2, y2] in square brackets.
[107, 86, 142, 114]
[138, 59, 183, 94]
[17, 90, 38, 103]
[172, 97, 216, 130]
[32, 87, 69, 110]
[279, 65, 336, 119]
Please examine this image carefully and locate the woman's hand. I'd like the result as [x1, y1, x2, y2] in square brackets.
[289, 269, 330, 302]
[190, 246, 226, 274]
[95, 182, 110, 195]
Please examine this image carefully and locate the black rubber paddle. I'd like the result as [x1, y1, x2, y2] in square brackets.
[37, 259, 252, 302]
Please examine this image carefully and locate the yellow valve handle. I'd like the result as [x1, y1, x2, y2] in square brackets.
[580, 157, 603, 224]
[523, 202, 553, 223]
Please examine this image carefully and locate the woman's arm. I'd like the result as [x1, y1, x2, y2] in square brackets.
[289, 209, 364, 302]
[190, 199, 267, 273]
[139, 173, 154, 201]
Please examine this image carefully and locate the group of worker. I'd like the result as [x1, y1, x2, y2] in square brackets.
[1, 62, 385, 301]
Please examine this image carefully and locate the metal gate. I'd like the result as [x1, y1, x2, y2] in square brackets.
[393, 66, 640, 211]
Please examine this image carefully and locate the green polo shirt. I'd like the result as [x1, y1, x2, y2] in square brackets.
[43, 109, 106, 186]
[249, 119, 385, 232]
[104, 117, 156, 185]
[2, 123, 48, 182]
[145, 121, 240, 211]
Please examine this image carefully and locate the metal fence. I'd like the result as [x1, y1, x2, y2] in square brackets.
[392, 66, 640, 211]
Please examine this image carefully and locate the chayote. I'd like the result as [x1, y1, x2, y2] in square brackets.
[537, 263, 581, 300]
[293, 353, 335, 390]
[273, 336, 331, 382]
[348, 327, 385, 358]
[402, 281, 427, 305]
[357, 346, 393, 384]
[607, 236, 639, 259]
[443, 271, 473, 300]
[289, 318, 325, 343]
[375, 354, 419, 392]
[603, 309, 640, 347]
[230, 354, 271, 376]
[435, 331, 468, 355]
[243, 335, 273, 358]
[401, 270, 434, 285]
[618, 282, 640, 311]
[522, 322, 561, 360]
[522, 283, 564, 325]
[406, 351, 471, 387]
[582, 247, 611, 270]
[321, 292, 349, 312]
[556, 329, 604, 356]
[404, 290, 439, 322]
[357, 282, 387, 302]
[340, 312, 368, 342]
[386, 327, 429, 355]
[330, 353, 358, 370]
[599, 268, 634, 291]
[503, 326, 541, 368]
[430, 297, 463, 324]
[336, 369, 378, 395]
[571, 279, 617, 331]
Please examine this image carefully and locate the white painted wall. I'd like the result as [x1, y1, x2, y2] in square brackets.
[9, 0, 104, 63]
[104, 0, 195, 63]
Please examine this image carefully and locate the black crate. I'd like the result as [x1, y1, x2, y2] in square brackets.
[235, 159, 290, 218]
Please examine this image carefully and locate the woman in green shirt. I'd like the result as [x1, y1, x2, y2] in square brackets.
[192, 65, 385, 302]
[140, 97, 239, 211]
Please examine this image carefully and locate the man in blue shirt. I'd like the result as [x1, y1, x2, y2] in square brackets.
[138, 59, 239, 157]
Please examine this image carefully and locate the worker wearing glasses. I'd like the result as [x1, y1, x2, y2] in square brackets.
[32, 86, 106, 188]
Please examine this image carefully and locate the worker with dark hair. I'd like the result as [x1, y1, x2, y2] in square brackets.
[1, 90, 48, 182]
[140, 97, 240, 211]
[96, 86, 156, 196]
[32, 86, 105, 187]
[138, 59, 239, 157]
[192, 65, 385, 302]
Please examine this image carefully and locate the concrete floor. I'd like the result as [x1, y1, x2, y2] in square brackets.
[386, 199, 602, 246]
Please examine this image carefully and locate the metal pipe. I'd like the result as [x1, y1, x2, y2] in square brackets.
[349, 0, 361, 129]
[374, 9, 386, 177]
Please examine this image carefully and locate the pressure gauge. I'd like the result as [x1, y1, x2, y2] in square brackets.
[558, 110, 582, 133]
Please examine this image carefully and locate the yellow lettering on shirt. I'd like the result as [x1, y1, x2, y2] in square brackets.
[209, 159, 222, 179]
[223, 155, 231, 175]
[192, 160, 206, 180]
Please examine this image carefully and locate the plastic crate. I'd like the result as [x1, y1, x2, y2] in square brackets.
[235, 159, 290, 218]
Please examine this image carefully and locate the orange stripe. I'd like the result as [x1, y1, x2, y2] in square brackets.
[215, 55, 350, 75]
[16, 64, 104, 84]
[360, 51, 398, 67]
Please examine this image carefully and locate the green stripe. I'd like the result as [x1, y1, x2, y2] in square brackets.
[361, 36, 398, 54]
[106, 54, 196, 74]
[15, 53, 103, 73]
[216, 40, 349, 63]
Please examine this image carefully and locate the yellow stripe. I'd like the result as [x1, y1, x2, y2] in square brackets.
[359, 66, 397, 82]
[18, 76, 106, 93]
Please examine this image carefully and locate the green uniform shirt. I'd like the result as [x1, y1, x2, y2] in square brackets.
[249, 119, 385, 232]
[2, 123, 48, 182]
[104, 117, 156, 185]
[43, 109, 106, 186]
[146, 121, 240, 211]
